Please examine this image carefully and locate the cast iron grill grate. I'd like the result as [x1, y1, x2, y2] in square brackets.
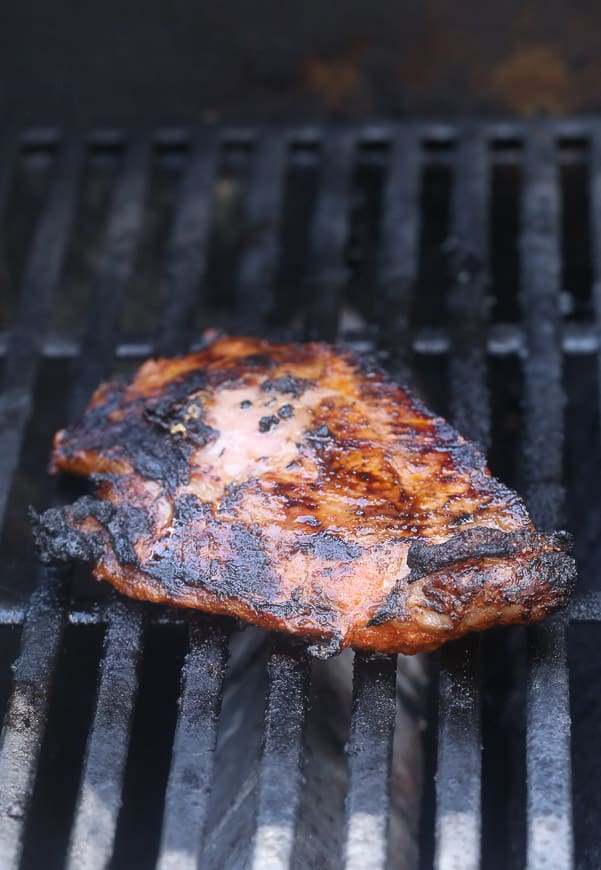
[0, 121, 598, 869]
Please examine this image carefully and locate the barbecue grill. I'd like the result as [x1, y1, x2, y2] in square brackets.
[0, 121, 598, 869]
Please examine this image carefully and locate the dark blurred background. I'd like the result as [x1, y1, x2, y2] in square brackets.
[1, 1, 600, 124]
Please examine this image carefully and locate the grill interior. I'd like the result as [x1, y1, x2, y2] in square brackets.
[0, 121, 599, 869]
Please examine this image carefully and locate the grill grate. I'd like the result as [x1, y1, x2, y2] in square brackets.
[521, 132, 573, 868]
[0, 121, 598, 868]
[434, 129, 488, 870]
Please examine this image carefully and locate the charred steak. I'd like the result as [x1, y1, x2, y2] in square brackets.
[30, 336, 575, 657]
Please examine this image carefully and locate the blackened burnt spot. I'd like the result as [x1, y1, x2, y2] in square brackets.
[259, 415, 280, 433]
[144, 551, 214, 592]
[261, 375, 311, 399]
[449, 511, 475, 528]
[174, 369, 208, 395]
[29, 504, 104, 565]
[278, 404, 294, 419]
[550, 530, 573, 553]
[268, 586, 335, 625]
[367, 583, 410, 626]
[104, 505, 149, 565]
[306, 632, 345, 659]
[532, 550, 576, 604]
[431, 419, 487, 470]
[306, 425, 332, 443]
[296, 515, 322, 527]
[240, 400, 252, 409]
[367, 609, 391, 627]
[450, 441, 487, 470]
[71, 494, 113, 525]
[352, 350, 385, 380]
[63, 388, 197, 490]
[129, 430, 192, 491]
[145, 369, 208, 415]
[369, 527, 576, 626]
[81, 377, 130, 425]
[301, 532, 362, 561]
[220, 524, 280, 599]
[71, 496, 149, 565]
[218, 482, 247, 514]
[406, 527, 545, 584]
[173, 493, 209, 523]
[185, 416, 219, 447]
[143, 396, 218, 449]
[142, 517, 280, 601]
[89, 472, 121, 487]
[138, 389, 218, 489]
[422, 584, 462, 616]
[30, 494, 149, 568]
[241, 353, 275, 369]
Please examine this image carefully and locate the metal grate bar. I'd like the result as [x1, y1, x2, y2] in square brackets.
[446, 133, 491, 451]
[0, 139, 82, 528]
[225, 132, 313, 869]
[521, 135, 564, 531]
[140, 127, 288, 870]
[250, 648, 309, 869]
[435, 636, 482, 870]
[0, 572, 68, 869]
[13, 118, 597, 149]
[157, 623, 229, 870]
[305, 130, 356, 341]
[65, 139, 150, 868]
[145, 136, 225, 863]
[66, 603, 143, 869]
[521, 131, 574, 869]
[235, 132, 287, 333]
[570, 591, 601, 621]
[343, 653, 397, 870]
[147, 131, 232, 869]
[591, 125, 601, 545]
[307, 125, 403, 868]
[156, 131, 219, 354]
[0, 138, 83, 869]
[69, 138, 150, 418]
[3, 321, 601, 362]
[435, 131, 489, 870]
[342, 128, 421, 870]
[376, 126, 420, 370]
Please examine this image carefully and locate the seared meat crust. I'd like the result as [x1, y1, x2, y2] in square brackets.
[30, 336, 575, 656]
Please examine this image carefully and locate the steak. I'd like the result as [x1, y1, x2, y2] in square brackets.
[30, 335, 576, 656]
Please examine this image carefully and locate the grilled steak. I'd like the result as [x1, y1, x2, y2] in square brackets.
[30, 335, 575, 656]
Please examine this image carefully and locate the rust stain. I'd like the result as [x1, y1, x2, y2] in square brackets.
[493, 44, 569, 115]
[303, 43, 367, 110]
